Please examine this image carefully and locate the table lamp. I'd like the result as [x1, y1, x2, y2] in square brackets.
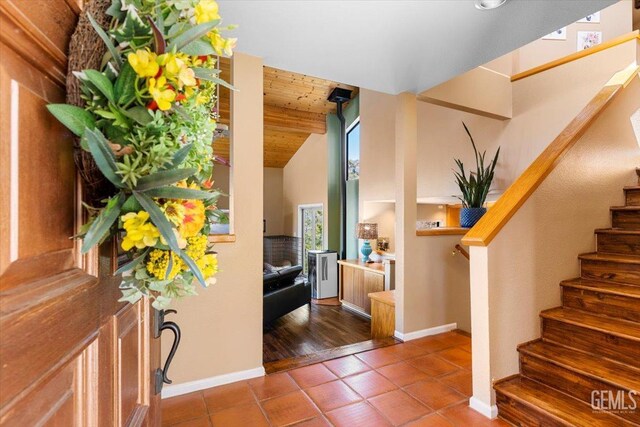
[356, 223, 378, 263]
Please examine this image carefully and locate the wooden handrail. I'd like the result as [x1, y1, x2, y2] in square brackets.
[511, 30, 639, 82]
[453, 244, 470, 260]
[462, 63, 639, 247]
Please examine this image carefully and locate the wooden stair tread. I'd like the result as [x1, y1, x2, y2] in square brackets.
[519, 340, 640, 391]
[579, 252, 640, 265]
[560, 278, 640, 298]
[540, 307, 640, 340]
[623, 186, 640, 191]
[610, 206, 640, 211]
[495, 376, 628, 426]
[595, 228, 640, 235]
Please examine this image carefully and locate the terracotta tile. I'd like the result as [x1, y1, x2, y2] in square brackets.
[304, 380, 362, 411]
[202, 381, 255, 413]
[405, 413, 454, 426]
[170, 416, 212, 427]
[161, 391, 207, 426]
[261, 390, 320, 426]
[383, 343, 431, 360]
[343, 370, 397, 398]
[209, 401, 269, 427]
[376, 361, 431, 387]
[289, 363, 338, 388]
[323, 355, 371, 378]
[437, 332, 471, 348]
[291, 417, 332, 426]
[249, 372, 299, 400]
[409, 336, 454, 353]
[435, 347, 472, 369]
[355, 347, 402, 368]
[405, 379, 467, 410]
[439, 402, 499, 426]
[439, 370, 472, 397]
[368, 390, 432, 426]
[325, 402, 391, 427]
[408, 354, 460, 377]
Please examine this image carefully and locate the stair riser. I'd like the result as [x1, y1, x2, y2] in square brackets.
[562, 287, 640, 323]
[496, 393, 569, 427]
[542, 319, 640, 369]
[625, 189, 640, 206]
[581, 259, 640, 287]
[612, 210, 640, 229]
[597, 233, 640, 256]
[520, 353, 640, 424]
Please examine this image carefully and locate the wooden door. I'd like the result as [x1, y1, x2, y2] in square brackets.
[0, 1, 160, 425]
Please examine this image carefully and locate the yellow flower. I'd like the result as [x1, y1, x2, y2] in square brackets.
[196, 253, 218, 286]
[162, 201, 185, 226]
[209, 31, 236, 57]
[178, 66, 196, 88]
[180, 199, 206, 238]
[186, 234, 208, 260]
[195, 0, 220, 24]
[148, 76, 176, 111]
[196, 92, 209, 105]
[158, 53, 196, 89]
[147, 249, 184, 280]
[127, 49, 159, 78]
[159, 53, 182, 77]
[121, 211, 160, 251]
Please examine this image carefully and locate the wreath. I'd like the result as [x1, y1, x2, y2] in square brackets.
[48, 0, 236, 309]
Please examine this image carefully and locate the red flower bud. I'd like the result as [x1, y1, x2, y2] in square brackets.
[155, 68, 163, 78]
[198, 55, 209, 62]
[176, 93, 186, 102]
[147, 100, 159, 111]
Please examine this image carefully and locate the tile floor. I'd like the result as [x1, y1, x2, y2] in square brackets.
[161, 331, 509, 427]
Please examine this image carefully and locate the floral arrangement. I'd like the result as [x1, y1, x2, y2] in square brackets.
[47, 0, 236, 309]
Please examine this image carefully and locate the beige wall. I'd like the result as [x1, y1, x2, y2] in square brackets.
[472, 75, 640, 407]
[484, 2, 632, 76]
[283, 133, 329, 244]
[161, 52, 264, 388]
[418, 67, 512, 120]
[263, 167, 284, 236]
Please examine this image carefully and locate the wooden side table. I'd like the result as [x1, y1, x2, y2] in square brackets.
[368, 290, 395, 338]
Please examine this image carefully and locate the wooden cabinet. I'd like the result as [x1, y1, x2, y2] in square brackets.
[338, 260, 386, 315]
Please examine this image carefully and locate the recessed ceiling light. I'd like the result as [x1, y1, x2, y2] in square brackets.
[475, 0, 508, 10]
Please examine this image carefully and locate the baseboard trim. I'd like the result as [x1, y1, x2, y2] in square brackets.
[394, 322, 457, 341]
[469, 396, 498, 419]
[161, 366, 265, 399]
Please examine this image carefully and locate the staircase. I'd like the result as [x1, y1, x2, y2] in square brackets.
[494, 173, 640, 427]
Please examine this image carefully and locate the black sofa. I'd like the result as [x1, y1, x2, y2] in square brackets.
[263, 265, 310, 324]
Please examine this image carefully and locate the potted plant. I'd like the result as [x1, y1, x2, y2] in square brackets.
[453, 122, 500, 228]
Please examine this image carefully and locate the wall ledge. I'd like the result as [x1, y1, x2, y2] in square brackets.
[161, 366, 265, 399]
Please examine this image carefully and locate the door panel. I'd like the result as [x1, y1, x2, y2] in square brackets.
[0, 1, 160, 425]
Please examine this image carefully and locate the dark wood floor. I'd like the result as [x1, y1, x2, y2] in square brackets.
[263, 303, 372, 363]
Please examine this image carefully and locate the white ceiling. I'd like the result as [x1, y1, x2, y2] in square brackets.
[218, 0, 616, 94]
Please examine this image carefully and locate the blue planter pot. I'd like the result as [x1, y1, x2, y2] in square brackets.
[460, 207, 486, 228]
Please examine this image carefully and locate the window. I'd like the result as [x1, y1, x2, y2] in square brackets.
[299, 205, 324, 274]
[346, 119, 360, 180]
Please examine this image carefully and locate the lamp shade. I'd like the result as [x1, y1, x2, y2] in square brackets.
[356, 223, 378, 240]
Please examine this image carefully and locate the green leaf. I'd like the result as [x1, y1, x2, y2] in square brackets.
[122, 194, 143, 213]
[46, 104, 96, 137]
[122, 106, 153, 125]
[133, 191, 206, 287]
[180, 39, 216, 56]
[168, 20, 220, 52]
[81, 192, 125, 253]
[143, 186, 220, 200]
[114, 62, 137, 105]
[87, 13, 123, 68]
[106, 0, 125, 19]
[193, 68, 235, 91]
[119, 287, 144, 304]
[84, 70, 115, 104]
[115, 247, 150, 275]
[85, 128, 124, 188]
[111, 7, 152, 44]
[169, 143, 193, 168]
[134, 168, 196, 191]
